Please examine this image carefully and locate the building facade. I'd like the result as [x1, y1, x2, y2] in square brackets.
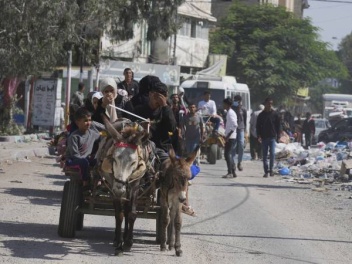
[211, 0, 309, 20]
[100, 0, 217, 74]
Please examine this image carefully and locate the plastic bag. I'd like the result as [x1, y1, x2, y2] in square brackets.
[190, 165, 200, 180]
[279, 167, 290, 175]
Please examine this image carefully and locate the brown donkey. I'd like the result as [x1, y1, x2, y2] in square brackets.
[159, 147, 198, 256]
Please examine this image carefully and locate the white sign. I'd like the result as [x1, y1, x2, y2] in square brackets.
[32, 79, 62, 126]
[98, 60, 180, 86]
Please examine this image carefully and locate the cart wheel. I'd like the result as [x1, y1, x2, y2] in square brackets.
[156, 189, 161, 243]
[75, 213, 84, 231]
[217, 147, 223, 160]
[58, 180, 82, 238]
[207, 144, 217, 164]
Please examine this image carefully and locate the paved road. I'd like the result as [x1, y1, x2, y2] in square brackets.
[0, 154, 351, 264]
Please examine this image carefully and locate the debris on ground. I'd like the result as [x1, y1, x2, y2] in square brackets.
[273, 141, 352, 194]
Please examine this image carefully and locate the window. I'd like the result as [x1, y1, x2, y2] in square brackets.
[178, 17, 209, 39]
[178, 18, 191, 36]
[191, 20, 196, 38]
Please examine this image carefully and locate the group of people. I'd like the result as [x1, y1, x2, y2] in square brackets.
[220, 95, 247, 178]
[66, 69, 202, 215]
[66, 68, 316, 193]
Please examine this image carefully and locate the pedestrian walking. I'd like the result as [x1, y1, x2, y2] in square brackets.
[302, 112, 315, 149]
[256, 97, 281, 178]
[232, 95, 247, 171]
[170, 93, 187, 155]
[222, 97, 238, 178]
[71, 82, 85, 107]
[180, 102, 204, 166]
[249, 104, 264, 160]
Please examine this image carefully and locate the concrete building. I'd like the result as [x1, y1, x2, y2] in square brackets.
[100, 0, 217, 75]
[211, 0, 310, 20]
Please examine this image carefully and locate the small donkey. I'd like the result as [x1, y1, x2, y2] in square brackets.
[159, 147, 198, 257]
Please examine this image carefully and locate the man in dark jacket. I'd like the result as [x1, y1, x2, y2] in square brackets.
[302, 112, 315, 149]
[256, 97, 281, 178]
[117, 68, 139, 97]
[130, 75, 161, 108]
[133, 81, 177, 152]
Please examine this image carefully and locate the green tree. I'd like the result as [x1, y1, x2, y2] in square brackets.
[0, 0, 185, 77]
[337, 32, 352, 94]
[210, 2, 348, 105]
[0, 0, 78, 77]
[0, 0, 184, 134]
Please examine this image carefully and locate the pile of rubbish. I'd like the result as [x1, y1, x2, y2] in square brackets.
[273, 141, 352, 192]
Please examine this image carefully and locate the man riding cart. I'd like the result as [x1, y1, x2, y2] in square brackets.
[197, 90, 225, 164]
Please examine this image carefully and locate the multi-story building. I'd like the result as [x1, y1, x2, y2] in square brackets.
[100, 0, 217, 75]
[211, 0, 310, 20]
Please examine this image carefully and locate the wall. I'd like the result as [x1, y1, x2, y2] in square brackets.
[100, 23, 150, 63]
[176, 35, 210, 68]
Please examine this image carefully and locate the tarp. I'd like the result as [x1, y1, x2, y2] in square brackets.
[178, 3, 217, 22]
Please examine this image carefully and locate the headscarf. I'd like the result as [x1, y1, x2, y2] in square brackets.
[99, 78, 118, 122]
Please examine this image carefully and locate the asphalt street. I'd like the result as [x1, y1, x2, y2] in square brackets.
[0, 152, 351, 264]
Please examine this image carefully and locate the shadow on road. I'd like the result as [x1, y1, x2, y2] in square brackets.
[2, 187, 62, 206]
[0, 221, 160, 259]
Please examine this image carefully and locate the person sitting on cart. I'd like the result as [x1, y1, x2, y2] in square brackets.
[132, 79, 196, 216]
[197, 90, 221, 136]
[65, 107, 102, 193]
[133, 80, 177, 153]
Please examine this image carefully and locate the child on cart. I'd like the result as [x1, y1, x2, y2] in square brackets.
[65, 107, 101, 193]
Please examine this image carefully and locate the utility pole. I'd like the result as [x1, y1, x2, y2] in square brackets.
[173, 3, 178, 65]
[94, 34, 101, 91]
[65, 50, 72, 127]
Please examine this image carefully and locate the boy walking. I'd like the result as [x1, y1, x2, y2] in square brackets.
[180, 102, 204, 165]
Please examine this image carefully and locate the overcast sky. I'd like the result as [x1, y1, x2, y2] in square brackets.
[303, 0, 352, 50]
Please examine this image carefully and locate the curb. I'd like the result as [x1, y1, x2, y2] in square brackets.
[0, 133, 52, 163]
[2, 147, 50, 162]
[0, 133, 49, 143]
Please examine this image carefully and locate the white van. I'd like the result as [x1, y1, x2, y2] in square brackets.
[180, 75, 251, 132]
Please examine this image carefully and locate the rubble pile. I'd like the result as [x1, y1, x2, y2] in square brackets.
[273, 141, 352, 193]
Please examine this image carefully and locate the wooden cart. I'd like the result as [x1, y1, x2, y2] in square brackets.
[57, 167, 162, 242]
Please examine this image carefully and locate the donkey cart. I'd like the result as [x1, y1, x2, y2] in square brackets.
[57, 167, 162, 243]
[200, 115, 225, 165]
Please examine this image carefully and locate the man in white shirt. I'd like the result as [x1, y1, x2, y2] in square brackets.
[222, 97, 238, 178]
[197, 90, 220, 135]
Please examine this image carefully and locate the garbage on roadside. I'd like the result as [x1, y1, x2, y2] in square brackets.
[273, 140, 352, 193]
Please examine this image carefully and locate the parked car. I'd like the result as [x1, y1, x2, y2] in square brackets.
[317, 117, 352, 143]
[313, 118, 330, 144]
